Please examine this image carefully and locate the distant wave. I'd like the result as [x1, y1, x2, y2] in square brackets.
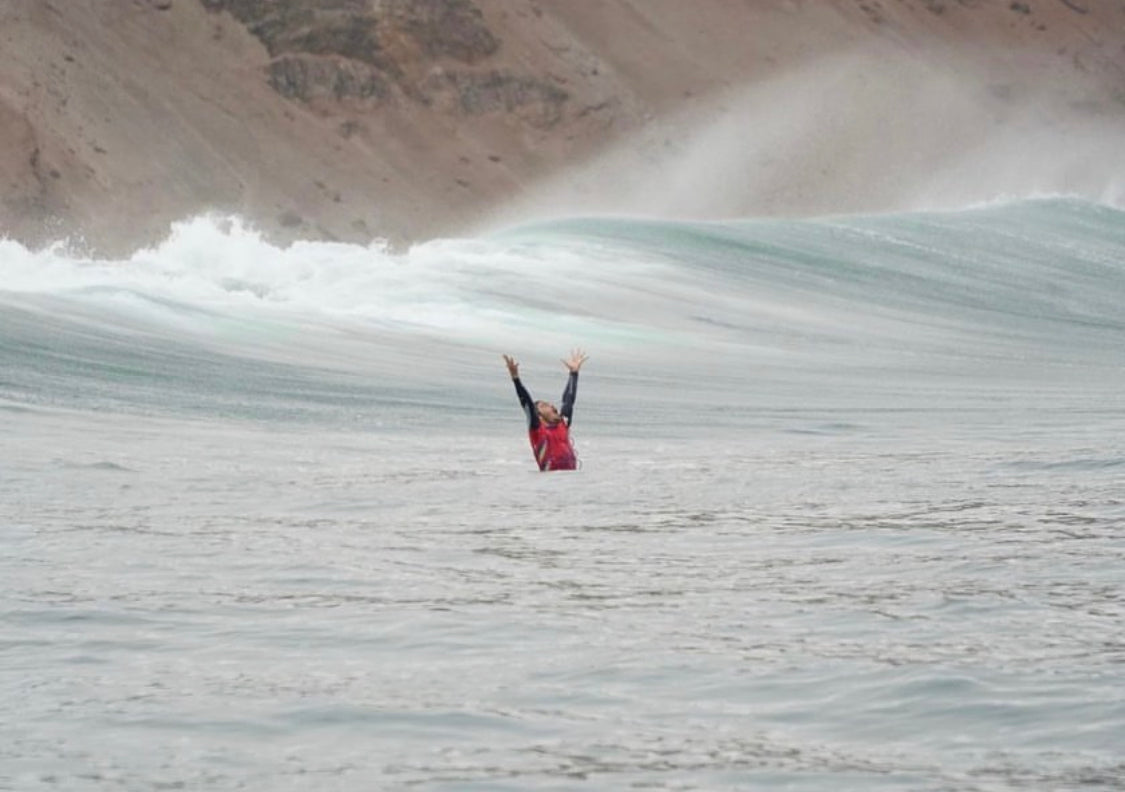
[2, 198, 1122, 418]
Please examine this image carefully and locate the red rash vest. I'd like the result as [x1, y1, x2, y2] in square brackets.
[510, 371, 579, 471]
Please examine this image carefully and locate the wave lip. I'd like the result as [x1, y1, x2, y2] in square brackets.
[2, 198, 1123, 416]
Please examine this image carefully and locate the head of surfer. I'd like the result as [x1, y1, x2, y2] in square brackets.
[536, 400, 561, 425]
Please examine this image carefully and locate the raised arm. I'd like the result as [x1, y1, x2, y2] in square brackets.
[560, 371, 578, 425]
[503, 354, 539, 430]
[559, 348, 587, 425]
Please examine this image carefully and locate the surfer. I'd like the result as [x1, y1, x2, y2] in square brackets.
[502, 349, 588, 471]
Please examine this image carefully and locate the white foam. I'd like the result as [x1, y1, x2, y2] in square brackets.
[0, 214, 684, 359]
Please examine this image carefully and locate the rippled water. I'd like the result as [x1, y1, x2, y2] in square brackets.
[5, 402, 1124, 790]
[3, 200, 1125, 789]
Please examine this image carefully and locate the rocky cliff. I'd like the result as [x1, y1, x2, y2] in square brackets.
[1, 0, 1123, 253]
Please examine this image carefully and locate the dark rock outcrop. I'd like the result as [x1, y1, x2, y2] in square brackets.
[268, 55, 391, 103]
[202, 0, 516, 115]
[201, 1, 390, 66]
[384, 0, 498, 63]
[426, 70, 568, 128]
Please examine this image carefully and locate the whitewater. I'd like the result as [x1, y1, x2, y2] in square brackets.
[3, 198, 1124, 790]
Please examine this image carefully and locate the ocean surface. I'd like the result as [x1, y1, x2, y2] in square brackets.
[2, 198, 1124, 790]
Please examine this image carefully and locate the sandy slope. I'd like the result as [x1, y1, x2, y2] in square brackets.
[1, 0, 1123, 254]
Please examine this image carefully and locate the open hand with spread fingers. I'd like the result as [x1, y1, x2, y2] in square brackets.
[562, 348, 588, 374]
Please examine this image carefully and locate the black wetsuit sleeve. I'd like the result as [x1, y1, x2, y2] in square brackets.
[512, 377, 539, 430]
[560, 371, 578, 426]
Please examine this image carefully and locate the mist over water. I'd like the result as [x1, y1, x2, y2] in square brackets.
[486, 48, 1125, 231]
[4, 176, 1125, 789]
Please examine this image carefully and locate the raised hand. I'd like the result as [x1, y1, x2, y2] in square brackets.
[562, 348, 588, 373]
[502, 354, 520, 379]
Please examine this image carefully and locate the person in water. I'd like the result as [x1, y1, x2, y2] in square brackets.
[503, 349, 588, 471]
